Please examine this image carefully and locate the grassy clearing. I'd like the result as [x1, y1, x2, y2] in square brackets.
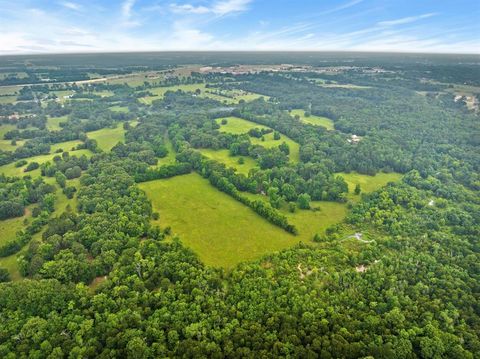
[290, 109, 334, 130]
[243, 192, 348, 241]
[157, 136, 177, 165]
[0, 149, 92, 177]
[0, 96, 17, 104]
[109, 105, 129, 113]
[0, 125, 24, 150]
[0, 178, 79, 281]
[0, 140, 25, 151]
[50, 139, 82, 152]
[139, 84, 208, 104]
[199, 148, 257, 175]
[216, 116, 270, 134]
[337, 171, 402, 200]
[0, 86, 19, 96]
[47, 115, 68, 131]
[286, 201, 348, 240]
[87, 123, 125, 151]
[140, 173, 300, 268]
[137, 83, 268, 105]
[0, 124, 16, 139]
[0, 212, 29, 247]
[216, 116, 300, 162]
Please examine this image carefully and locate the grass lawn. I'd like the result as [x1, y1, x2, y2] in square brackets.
[87, 123, 125, 151]
[216, 116, 300, 163]
[337, 171, 402, 200]
[290, 109, 334, 130]
[139, 173, 300, 268]
[199, 148, 258, 175]
[47, 115, 68, 131]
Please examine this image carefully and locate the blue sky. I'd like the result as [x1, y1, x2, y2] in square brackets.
[0, 0, 479, 54]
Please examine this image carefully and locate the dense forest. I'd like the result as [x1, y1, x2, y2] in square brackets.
[0, 53, 478, 358]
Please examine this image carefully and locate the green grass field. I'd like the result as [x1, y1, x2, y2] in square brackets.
[0, 85, 19, 96]
[137, 84, 267, 105]
[0, 124, 24, 150]
[242, 192, 348, 240]
[109, 105, 130, 113]
[0, 96, 17, 104]
[0, 139, 25, 151]
[216, 116, 300, 162]
[0, 124, 16, 139]
[290, 109, 334, 130]
[0, 149, 92, 177]
[199, 148, 258, 175]
[47, 115, 68, 131]
[87, 123, 125, 151]
[337, 171, 402, 200]
[140, 173, 300, 268]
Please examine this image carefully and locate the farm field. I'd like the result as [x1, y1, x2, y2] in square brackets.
[216, 116, 300, 162]
[139, 173, 299, 268]
[87, 123, 125, 151]
[290, 109, 335, 130]
[199, 148, 257, 174]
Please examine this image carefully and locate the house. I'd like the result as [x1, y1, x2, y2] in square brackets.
[347, 134, 361, 144]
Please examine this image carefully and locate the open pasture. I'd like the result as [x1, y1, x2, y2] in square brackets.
[140, 173, 300, 268]
[290, 109, 334, 130]
[199, 148, 258, 175]
[216, 116, 300, 162]
[337, 171, 402, 200]
[87, 123, 125, 151]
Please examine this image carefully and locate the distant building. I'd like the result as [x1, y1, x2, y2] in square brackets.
[347, 134, 361, 144]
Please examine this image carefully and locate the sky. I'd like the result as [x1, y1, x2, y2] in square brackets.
[0, 0, 479, 54]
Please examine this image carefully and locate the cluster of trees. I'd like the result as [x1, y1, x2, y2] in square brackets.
[0, 176, 55, 220]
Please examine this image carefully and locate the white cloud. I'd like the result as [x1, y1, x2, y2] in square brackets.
[170, 0, 252, 16]
[170, 4, 210, 14]
[60, 1, 81, 11]
[378, 13, 436, 27]
[122, 0, 136, 18]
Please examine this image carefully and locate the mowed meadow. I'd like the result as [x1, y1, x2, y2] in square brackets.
[140, 173, 300, 268]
